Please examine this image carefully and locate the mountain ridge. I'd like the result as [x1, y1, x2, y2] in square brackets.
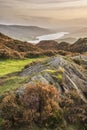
[0, 24, 52, 41]
[36, 38, 87, 53]
[0, 32, 87, 59]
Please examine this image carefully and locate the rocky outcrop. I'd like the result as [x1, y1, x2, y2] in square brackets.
[72, 55, 87, 69]
[19, 55, 87, 103]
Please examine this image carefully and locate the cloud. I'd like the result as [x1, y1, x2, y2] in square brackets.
[0, 0, 87, 27]
[15, 0, 80, 4]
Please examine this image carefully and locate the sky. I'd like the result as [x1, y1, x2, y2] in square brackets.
[0, 0, 87, 28]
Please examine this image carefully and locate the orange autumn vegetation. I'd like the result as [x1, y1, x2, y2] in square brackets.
[0, 83, 63, 130]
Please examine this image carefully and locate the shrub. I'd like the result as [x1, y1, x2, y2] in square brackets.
[43, 50, 56, 56]
[25, 51, 43, 58]
[0, 49, 10, 59]
[22, 83, 60, 127]
[0, 83, 63, 129]
[0, 92, 25, 129]
[12, 51, 23, 59]
[60, 90, 87, 130]
[0, 49, 22, 59]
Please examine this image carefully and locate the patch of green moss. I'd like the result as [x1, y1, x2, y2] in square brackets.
[0, 76, 29, 95]
[64, 56, 71, 62]
[57, 74, 63, 83]
[42, 69, 56, 73]
[41, 68, 63, 84]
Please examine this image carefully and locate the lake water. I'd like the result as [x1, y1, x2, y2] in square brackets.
[28, 32, 69, 44]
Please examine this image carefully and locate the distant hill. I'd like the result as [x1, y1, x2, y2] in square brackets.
[36, 38, 87, 53]
[36, 40, 70, 51]
[56, 37, 77, 44]
[70, 38, 87, 53]
[37, 40, 58, 50]
[0, 24, 52, 41]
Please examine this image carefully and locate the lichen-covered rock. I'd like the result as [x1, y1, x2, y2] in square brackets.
[19, 55, 87, 103]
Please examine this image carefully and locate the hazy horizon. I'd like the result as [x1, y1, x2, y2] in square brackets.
[0, 0, 87, 29]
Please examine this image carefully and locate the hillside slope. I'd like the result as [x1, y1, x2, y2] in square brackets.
[70, 38, 87, 53]
[0, 32, 42, 59]
[36, 38, 87, 53]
